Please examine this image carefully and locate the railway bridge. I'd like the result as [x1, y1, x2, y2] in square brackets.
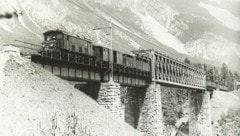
[7, 41, 230, 136]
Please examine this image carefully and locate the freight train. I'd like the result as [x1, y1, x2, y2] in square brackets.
[41, 30, 151, 76]
[32, 29, 222, 89]
[40, 30, 209, 88]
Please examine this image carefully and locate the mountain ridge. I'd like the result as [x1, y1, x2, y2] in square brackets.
[0, 0, 239, 71]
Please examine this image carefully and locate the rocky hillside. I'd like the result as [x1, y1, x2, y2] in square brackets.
[161, 87, 240, 136]
[212, 90, 240, 136]
[0, 50, 142, 136]
[0, 0, 239, 71]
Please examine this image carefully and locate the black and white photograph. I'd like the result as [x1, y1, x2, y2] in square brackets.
[0, 0, 239, 135]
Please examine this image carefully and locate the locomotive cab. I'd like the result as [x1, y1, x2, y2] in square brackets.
[41, 30, 94, 62]
[42, 30, 63, 52]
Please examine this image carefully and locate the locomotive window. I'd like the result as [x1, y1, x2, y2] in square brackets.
[46, 35, 56, 41]
[103, 49, 106, 56]
[46, 36, 51, 41]
[57, 34, 62, 39]
[72, 45, 76, 51]
[67, 36, 69, 40]
[85, 48, 88, 54]
[79, 47, 82, 53]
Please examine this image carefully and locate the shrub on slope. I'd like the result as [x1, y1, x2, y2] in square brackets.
[213, 108, 240, 136]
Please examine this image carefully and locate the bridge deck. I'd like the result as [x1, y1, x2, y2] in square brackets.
[5, 43, 229, 90]
[31, 54, 151, 87]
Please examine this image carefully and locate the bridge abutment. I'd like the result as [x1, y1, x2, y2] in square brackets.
[189, 90, 212, 136]
[137, 82, 163, 136]
[97, 82, 124, 119]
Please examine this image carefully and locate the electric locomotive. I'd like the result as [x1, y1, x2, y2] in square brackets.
[41, 30, 151, 76]
[41, 30, 95, 65]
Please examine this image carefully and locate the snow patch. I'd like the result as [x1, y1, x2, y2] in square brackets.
[185, 32, 240, 64]
[0, 20, 13, 33]
[211, 90, 240, 121]
[82, 1, 130, 32]
[5, 0, 42, 39]
[17, 16, 42, 39]
[199, 2, 240, 31]
[96, 9, 130, 32]
[132, 9, 187, 54]
[18, 0, 43, 31]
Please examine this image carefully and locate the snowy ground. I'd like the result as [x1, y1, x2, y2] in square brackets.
[211, 89, 240, 122]
[0, 52, 142, 136]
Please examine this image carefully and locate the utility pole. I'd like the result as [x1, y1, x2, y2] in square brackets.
[93, 20, 114, 83]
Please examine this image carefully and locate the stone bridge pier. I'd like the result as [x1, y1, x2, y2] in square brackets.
[75, 81, 213, 136]
[95, 81, 164, 136]
[135, 83, 213, 136]
[97, 81, 125, 119]
[137, 82, 163, 136]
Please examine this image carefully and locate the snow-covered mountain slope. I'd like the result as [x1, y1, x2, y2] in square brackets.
[185, 32, 240, 71]
[0, 0, 239, 71]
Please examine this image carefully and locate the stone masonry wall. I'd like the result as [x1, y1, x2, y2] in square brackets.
[137, 82, 163, 136]
[97, 82, 124, 119]
[189, 90, 212, 136]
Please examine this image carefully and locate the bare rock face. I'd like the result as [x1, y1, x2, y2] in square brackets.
[0, 53, 142, 136]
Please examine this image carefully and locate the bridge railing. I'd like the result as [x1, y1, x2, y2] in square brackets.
[204, 65, 229, 90]
[153, 51, 206, 89]
[132, 49, 206, 90]
[13, 40, 41, 56]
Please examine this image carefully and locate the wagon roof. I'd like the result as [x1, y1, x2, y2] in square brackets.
[43, 30, 92, 42]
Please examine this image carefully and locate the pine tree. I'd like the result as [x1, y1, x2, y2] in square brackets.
[207, 67, 214, 82]
[228, 70, 234, 90]
[234, 72, 240, 81]
[221, 63, 229, 86]
[213, 67, 219, 84]
[184, 58, 190, 64]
